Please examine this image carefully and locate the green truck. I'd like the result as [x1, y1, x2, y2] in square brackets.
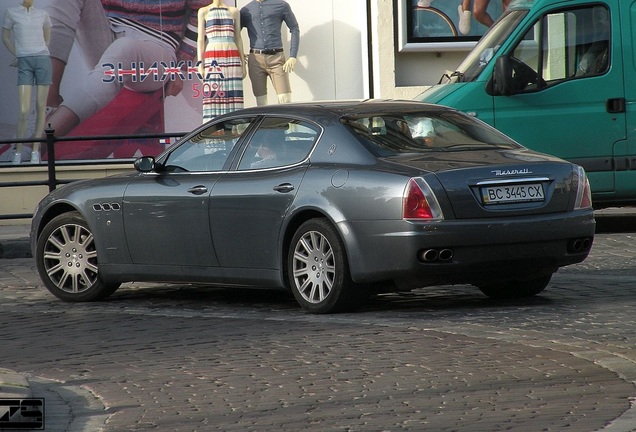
[416, 0, 632, 207]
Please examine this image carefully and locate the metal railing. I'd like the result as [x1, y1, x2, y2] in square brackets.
[0, 127, 185, 220]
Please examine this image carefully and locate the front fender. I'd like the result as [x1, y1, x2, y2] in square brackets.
[31, 178, 133, 265]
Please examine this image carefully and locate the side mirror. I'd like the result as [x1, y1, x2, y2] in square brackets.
[493, 56, 513, 96]
[134, 156, 156, 173]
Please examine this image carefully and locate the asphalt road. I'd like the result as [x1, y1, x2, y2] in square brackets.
[1, 219, 636, 431]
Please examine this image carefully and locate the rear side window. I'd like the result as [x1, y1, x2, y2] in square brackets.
[342, 111, 519, 157]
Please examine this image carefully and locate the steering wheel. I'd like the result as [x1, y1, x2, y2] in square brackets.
[509, 57, 538, 91]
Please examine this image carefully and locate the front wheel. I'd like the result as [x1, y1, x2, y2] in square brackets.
[287, 218, 361, 314]
[478, 274, 552, 299]
[36, 211, 120, 302]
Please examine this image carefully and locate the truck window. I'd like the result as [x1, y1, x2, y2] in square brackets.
[509, 5, 610, 92]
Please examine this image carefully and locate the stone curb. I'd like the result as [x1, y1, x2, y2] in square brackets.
[0, 224, 31, 260]
[0, 239, 31, 259]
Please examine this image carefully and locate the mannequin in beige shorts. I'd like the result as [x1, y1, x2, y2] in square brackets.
[240, 0, 299, 106]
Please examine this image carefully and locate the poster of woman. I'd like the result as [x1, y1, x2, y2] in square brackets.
[0, 0, 237, 161]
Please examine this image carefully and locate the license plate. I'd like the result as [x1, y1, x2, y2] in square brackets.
[481, 183, 545, 205]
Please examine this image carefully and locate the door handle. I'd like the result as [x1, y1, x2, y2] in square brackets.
[273, 183, 295, 193]
[187, 185, 208, 195]
[606, 98, 626, 113]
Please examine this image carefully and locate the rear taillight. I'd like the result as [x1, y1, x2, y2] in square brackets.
[403, 178, 444, 220]
[574, 166, 593, 210]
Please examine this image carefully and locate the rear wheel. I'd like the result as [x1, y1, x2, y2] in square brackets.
[288, 218, 361, 314]
[478, 274, 552, 299]
[36, 211, 120, 302]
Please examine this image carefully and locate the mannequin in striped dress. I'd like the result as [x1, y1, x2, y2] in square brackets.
[197, 1, 246, 122]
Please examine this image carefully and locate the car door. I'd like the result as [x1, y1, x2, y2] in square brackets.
[492, 4, 625, 194]
[123, 117, 255, 267]
[209, 116, 320, 270]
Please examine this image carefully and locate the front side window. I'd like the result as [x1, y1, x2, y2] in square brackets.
[507, 5, 610, 92]
[163, 117, 255, 172]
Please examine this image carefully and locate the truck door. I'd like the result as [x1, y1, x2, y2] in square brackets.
[492, 3, 625, 195]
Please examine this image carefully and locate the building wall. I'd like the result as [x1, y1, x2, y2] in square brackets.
[372, 0, 473, 100]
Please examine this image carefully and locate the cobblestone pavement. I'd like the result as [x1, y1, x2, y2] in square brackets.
[1, 232, 636, 431]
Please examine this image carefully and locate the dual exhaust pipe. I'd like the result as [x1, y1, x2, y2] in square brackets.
[417, 237, 592, 263]
[419, 248, 454, 263]
[418, 237, 591, 264]
[568, 237, 592, 253]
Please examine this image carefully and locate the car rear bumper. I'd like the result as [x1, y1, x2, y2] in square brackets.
[340, 210, 595, 289]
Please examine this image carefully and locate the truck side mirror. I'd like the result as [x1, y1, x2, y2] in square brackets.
[493, 56, 513, 96]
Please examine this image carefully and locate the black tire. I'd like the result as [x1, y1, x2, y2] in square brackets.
[287, 218, 361, 314]
[35, 211, 120, 302]
[478, 274, 552, 299]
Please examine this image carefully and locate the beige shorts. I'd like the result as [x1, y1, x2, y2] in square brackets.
[248, 51, 291, 97]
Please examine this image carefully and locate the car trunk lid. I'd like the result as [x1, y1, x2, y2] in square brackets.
[382, 149, 576, 219]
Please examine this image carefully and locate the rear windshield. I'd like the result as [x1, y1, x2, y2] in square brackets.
[341, 111, 520, 157]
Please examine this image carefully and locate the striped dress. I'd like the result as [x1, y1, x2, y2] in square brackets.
[202, 7, 244, 122]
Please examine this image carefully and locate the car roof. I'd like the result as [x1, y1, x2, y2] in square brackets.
[230, 99, 450, 118]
